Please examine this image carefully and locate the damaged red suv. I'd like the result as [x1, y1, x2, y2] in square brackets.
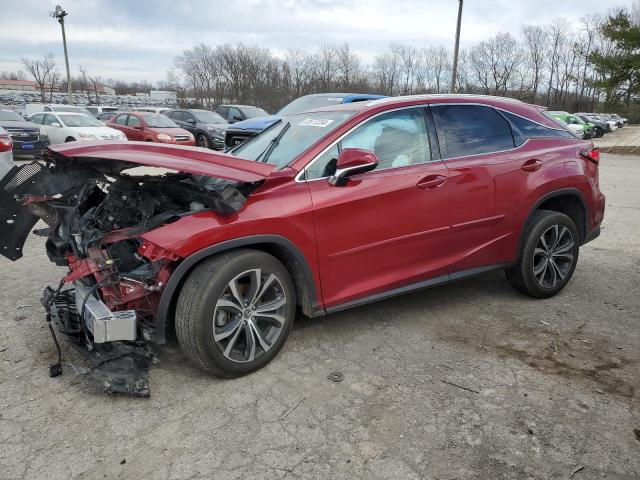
[0, 95, 604, 395]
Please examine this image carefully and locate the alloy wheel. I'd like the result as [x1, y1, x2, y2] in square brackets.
[198, 135, 209, 148]
[212, 269, 287, 363]
[532, 224, 575, 288]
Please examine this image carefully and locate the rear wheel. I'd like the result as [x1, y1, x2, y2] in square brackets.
[65, 137, 75, 142]
[175, 250, 296, 377]
[505, 210, 579, 298]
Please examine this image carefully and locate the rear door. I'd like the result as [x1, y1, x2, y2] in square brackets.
[112, 114, 131, 139]
[306, 107, 452, 308]
[432, 103, 531, 272]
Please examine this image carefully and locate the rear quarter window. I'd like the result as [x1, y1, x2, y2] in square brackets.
[501, 111, 573, 139]
[435, 104, 515, 158]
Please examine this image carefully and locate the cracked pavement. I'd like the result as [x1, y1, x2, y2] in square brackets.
[0, 153, 639, 479]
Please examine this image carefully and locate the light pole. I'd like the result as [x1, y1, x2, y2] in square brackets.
[450, 0, 463, 93]
[50, 5, 73, 104]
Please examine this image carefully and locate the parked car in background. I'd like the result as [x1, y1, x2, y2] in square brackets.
[548, 111, 592, 139]
[0, 94, 605, 386]
[575, 114, 608, 137]
[601, 113, 624, 128]
[224, 93, 385, 149]
[24, 103, 93, 118]
[96, 111, 122, 122]
[136, 107, 171, 114]
[0, 108, 49, 157]
[108, 112, 195, 145]
[85, 105, 119, 117]
[0, 127, 14, 179]
[609, 113, 627, 126]
[165, 109, 228, 150]
[29, 112, 127, 145]
[215, 104, 269, 124]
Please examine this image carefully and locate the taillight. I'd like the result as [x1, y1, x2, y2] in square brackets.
[0, 135, 12, 153]
[580, 147, 600, 164]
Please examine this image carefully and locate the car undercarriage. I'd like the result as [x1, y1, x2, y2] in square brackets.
[0, 150, 256, 395]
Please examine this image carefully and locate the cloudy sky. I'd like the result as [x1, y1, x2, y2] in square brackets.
[0, 0, 633, 83]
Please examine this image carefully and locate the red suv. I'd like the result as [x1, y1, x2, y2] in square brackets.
[108, 111, 195, 145]
[0, 95, 604, 393]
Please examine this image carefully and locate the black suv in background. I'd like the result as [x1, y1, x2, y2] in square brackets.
[215, 104, 269, 124]
[164, 109, 228, 150]
[0, 108, 49, 157]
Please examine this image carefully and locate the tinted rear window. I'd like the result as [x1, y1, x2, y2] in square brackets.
[501, 111, 573, 139]
[435, 105, 515, 158]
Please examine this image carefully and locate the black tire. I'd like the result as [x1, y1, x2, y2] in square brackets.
[65, 137, 75, 142]
[505, 210, 580, 298]
[197, 133, 209, 149]
[175, 249, 296, 378]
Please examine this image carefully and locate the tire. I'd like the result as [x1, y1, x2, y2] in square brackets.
[197, 134, 209, 149]
[175, 249, 296, 377]
[505, 210, 580, 298]
[65, 137, 75, 142]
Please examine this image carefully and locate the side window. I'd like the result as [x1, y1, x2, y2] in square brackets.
[183, 112, 195, 123]
[306, 109, 432, 180]
[127, 115, 141, 127]
[435, 105, 515, 158]
[43, 114, 58, 126]
[115, 114, 128, 126]
[229, 107, 242, 121]
[501, 111, 572, 139]
[86, 107, 97, 114]
[30, 114, 43, 125]
[217, 106, 228, 119]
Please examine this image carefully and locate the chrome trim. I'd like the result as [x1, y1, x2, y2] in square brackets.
[328, 160, 378, 186]
[296, 101, 574, 184]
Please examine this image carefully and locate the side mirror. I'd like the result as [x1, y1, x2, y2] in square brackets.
[328, 148, 378, 187]
[232, 115, 243, 122]
[186, 118, 196, 124]
[50, 122, 61, 128]
[134, 125, 143, 130]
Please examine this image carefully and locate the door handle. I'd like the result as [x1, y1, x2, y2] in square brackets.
[521, 159, 542, 172]
[417, 175, 447, 189]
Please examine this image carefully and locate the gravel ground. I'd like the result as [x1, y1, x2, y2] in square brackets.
[0, 153, 638, 480]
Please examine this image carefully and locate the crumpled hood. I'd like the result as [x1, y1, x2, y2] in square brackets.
[48, 141, 274, 182]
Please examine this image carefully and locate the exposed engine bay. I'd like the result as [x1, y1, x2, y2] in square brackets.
[0, 151, 258, 396]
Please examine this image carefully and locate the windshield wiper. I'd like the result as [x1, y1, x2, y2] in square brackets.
[255, 121, 290, 163]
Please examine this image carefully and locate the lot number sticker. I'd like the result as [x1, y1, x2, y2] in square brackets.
[298, 118, 334, 127]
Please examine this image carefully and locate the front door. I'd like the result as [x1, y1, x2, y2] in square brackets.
[305, 107, 452, 308]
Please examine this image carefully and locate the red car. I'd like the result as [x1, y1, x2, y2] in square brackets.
[108, 111, 195, 145]
[0, 95, 604, 394]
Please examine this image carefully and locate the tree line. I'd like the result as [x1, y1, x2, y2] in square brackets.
[170, 5, 638, 115]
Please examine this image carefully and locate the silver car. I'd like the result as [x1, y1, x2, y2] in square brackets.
[0, 126, 15, 179]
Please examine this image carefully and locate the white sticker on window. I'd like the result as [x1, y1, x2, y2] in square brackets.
[298, 119, 334, 127]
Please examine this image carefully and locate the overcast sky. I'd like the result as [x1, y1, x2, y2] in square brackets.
[0, 0, 634, 83]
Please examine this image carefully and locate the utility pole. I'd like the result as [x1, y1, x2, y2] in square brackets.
[450, 0, 463, 93]
[50, 5, 73, 104]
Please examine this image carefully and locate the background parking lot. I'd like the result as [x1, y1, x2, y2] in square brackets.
[1, 152, 639, 479]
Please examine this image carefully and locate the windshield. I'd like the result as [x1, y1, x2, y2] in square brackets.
[232, 111, 354, 168]
[60, 114, 104, 127]
[242, 106, 269, 118]
[277, 95, 345, 116]
[193, 111, 227, 124]
[142, 114, 178, 128]
[0, 110, 25, 121]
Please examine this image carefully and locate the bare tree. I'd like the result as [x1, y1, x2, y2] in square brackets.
[21, 53, 56, 102]
[90, 74, 103, 103]
[78, 65, 92, 103]
[469, 32, 523, 95]
[521, 25, 547, 101]
[48, 71, 61, 101]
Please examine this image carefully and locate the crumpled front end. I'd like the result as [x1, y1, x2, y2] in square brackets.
[0, 148, 259, 395]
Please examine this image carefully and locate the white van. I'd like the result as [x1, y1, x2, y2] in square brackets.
[85, 105, 119, 117]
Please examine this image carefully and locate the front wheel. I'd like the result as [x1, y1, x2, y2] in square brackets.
[505, 210, 580, 298]
[197, 133, 209, 149]
[175, 250, 296, 377]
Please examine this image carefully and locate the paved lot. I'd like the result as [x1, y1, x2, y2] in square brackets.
[1, 154, 639, 480]
[594, 125, 640, 154]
